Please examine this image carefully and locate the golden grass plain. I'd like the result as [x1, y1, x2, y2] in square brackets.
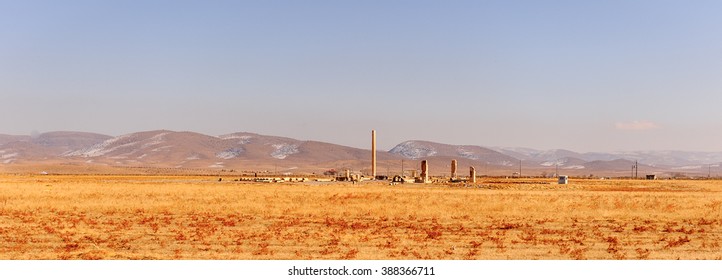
[1, 174, 721, 260]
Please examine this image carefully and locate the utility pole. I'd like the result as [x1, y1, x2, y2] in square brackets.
[631, 161, 638, 179]
[519, 160, 522, 178]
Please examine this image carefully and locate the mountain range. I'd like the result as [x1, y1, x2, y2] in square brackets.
[0, 130, 720, 177]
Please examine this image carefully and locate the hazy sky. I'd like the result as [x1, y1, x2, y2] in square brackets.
[2, 1, 722, 152]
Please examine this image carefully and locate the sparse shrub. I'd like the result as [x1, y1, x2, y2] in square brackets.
[426, 230, 442, 240]
[342, 248, 359, 259]
[665, 236, 691, 249]
[569, 248, 586, 260]
[636, 248, 651, 259]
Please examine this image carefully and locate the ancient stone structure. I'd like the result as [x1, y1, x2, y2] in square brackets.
[420, 160, 429, 183]
[470, 166, 476, 183]
[451, 159, 457, 180]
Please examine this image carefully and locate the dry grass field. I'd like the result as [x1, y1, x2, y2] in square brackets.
[1, 174, 721, 260]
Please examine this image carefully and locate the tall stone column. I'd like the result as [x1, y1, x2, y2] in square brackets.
[421, 160, 429, 183]
[451, 159, 458, 180]
[470, 166, 476, 183]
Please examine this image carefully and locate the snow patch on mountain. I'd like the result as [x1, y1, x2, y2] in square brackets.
[1, 152, 17, 159]
[389, 141, 437, 159]
[151, 145, 173, 152]
[457, 148, 479, 160]
[65, 134, 136, 157]
[563, 165, 585, 169]
[1, 152, 17, 164]
[141, 132, 169, 148]
[63, 132, 171, 157]
[220, 135, 253, 144]
[271, 144, 299, 159]
[216, 148, 244, 159]
[541, 159, 567, 167]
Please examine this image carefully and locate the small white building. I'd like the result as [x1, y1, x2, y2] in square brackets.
[558, 175, 569, 185]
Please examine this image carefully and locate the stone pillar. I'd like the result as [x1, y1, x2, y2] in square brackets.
[346, 169, 351, 181]
[371, 130, 377, 179]
[451, 159, 457, 180]
[421, 160, 429, 183]
[470, 166, 476, 183]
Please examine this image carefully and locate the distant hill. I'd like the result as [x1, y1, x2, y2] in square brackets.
[57, 130, 403, 172]
[0, 134, 31, 145]
[0, 130, 719, 177]
[0, 132, 111, 164]
[389, 140, 517, 165]
[388, 141, 665, 177]
[493, 147, 722, 170]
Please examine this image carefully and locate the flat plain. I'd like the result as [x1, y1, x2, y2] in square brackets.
[1, 174, 721, 259]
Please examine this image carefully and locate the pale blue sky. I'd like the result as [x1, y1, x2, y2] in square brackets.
[1, 1, 721, 152]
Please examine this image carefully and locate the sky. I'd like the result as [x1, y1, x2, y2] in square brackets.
[1, 1, 722, 152]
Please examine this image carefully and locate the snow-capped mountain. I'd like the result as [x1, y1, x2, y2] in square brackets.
[0, 130, 406, 172]
[389, 141, 520, 165]
[493, 147, 722, 168]
[0, 130, 720, 176]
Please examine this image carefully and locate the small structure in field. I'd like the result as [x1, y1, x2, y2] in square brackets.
[336, 170, 352, 181]
[244, 177, 309, 183]
[392, 175, 404, 183]
[469, 166, 476, 183]
[416, 160, 431, 183]
[558, 175, 569, 185]
[392, 175, 414, 184]
[646, 174, 657, 180]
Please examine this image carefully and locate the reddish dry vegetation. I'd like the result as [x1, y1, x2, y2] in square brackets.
[0, 175, 721, 259]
